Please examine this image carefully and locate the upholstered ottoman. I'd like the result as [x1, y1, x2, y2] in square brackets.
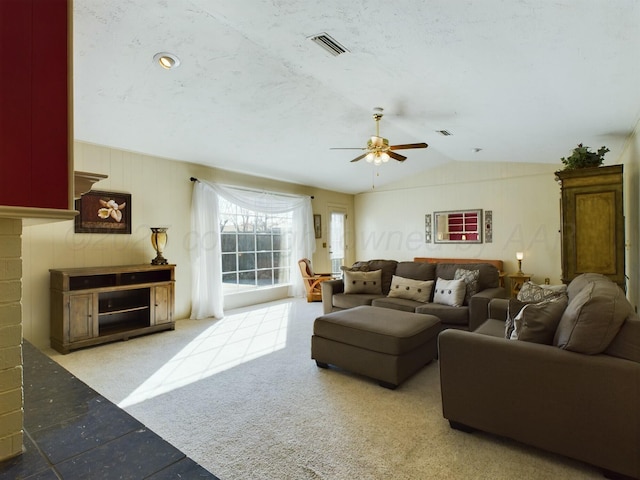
[311, 305, 441, 389]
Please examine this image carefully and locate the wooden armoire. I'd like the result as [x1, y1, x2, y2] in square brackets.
[555, 164, 625, 290]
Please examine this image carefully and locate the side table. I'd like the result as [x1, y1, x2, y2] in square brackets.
[508, 273, 531, 298]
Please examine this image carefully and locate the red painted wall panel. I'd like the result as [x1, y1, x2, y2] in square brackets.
[0, 0, 69, 210]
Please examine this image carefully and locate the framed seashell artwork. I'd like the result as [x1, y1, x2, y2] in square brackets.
[74, 190, 132, 234]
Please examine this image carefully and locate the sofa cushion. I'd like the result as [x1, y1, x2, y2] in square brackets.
[510, 295, 568, 344]
[505, 298, 528, 339]
[604, 314, 640, 363]
[517, 281, 567, 302]
[565, 272, 609, 300]
[395, 261, 436, 282]
[372, 296, 427, 313]
[415, 302, 469, 326]
[349, 260, 398, 294]
[454, 268, 480, 305]
[343, 269, 382, 294]
[554, 278, 632, 354]
[333, 293, 383, 310]
[433, 278, 466, 307]
[475, 318, 506, 337]
[387, 275, 434, 302]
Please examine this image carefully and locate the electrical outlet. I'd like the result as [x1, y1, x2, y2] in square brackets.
[544, 277, 550, 285]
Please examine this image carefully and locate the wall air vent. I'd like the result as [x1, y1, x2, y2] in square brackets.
[436, 130, 452, 136]
[308, 33, 349, 56]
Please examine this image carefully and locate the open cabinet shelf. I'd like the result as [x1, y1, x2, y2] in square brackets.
[50, 264, 175, 354]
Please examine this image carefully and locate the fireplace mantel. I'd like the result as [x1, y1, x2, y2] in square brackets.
[0, 206, 77, 226]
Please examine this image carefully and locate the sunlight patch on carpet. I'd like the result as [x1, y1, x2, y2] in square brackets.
[118, 303, 290, 408]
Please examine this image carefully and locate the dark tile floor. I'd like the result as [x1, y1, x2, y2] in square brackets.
[0, 341, 219, 480]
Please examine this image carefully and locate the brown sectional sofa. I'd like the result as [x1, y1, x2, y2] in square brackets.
[321, 258, 507, 331]
[438, 273, 640, 479]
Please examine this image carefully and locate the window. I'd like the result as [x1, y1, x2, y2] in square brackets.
[219, 197, 292, 292]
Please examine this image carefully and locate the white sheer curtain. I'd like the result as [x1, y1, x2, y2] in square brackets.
[190, 180, 315, 319]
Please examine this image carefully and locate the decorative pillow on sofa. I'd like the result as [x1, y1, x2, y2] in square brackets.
[433, 278, 466, 307]
[510, 295, 568, 344]
[554, 279, 632, 354]
[387, 275, 434, 302]
[505, 298, 528, 339]
[454, 268, 480, 305]
[517, 281, 567, 302]
[343, 269, 382, 294]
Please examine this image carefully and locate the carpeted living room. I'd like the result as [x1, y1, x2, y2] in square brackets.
[42, 298, 612, 479]
[2, 1, 640, 479]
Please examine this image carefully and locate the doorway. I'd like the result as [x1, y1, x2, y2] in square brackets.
[329, 208, 347, 275]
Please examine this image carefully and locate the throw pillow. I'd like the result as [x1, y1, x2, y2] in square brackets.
[510, 295, 568, 344]
[517, 281, 567, 303]
[433, 278, 466, 307]
[387, 276, 434, 302]
[554, 279, 631, 354]
[343, 269, 382, 294]
[505, 298, 528, 339]
[454, 268, 480, 305]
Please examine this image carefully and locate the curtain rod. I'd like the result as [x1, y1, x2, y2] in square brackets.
[189, 177, 314, 199]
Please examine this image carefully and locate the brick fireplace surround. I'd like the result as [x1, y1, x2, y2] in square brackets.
[0, 218, 23, 460]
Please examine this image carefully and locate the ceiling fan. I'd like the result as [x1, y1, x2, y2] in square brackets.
[331, 107, 428, 165]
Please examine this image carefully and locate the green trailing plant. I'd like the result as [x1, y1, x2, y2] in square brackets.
[560, 143, 609, 170]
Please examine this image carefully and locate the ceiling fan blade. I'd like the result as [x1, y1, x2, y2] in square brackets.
[389, 142, 428, 150]
[350, 153, 369, 163]
[388, 151, 407, 162]
[330, 147, 366, 150]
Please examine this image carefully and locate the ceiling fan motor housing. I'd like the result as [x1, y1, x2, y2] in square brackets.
[368, 136, 389, 150]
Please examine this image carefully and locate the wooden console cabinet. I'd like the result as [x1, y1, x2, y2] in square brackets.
[50, 264, 175, 354]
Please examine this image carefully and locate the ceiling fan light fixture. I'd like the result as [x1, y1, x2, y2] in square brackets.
[365, 152, 375, 163]
[380, 152, 390, 163]
[153, 52, 181, 70]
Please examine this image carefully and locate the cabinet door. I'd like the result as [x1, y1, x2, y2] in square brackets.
[152, 284, 174, 325]
[68, 293, 96, 342]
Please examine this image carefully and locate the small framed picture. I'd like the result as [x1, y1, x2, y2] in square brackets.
[74, 190, 132, 234]
[314, 214, 322, 239]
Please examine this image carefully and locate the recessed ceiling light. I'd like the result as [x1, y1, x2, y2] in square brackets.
[153, 52, 180, 70]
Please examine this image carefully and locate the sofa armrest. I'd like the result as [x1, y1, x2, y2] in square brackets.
[487, 297, 509, 321]
[438, 329, 640, 477]
[321, 279, 344, 314]
[468, 287, 508, 331]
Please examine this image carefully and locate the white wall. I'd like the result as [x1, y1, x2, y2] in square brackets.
[619, 118, 640, 310]
[21, 142, 354, 349]
[354, 162, 570, 284]
[355, 156, 640, 312]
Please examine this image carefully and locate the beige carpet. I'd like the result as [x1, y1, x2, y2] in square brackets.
[47, 298, 602, 480]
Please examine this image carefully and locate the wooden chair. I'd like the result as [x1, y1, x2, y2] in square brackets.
[298, 258, 336, 302]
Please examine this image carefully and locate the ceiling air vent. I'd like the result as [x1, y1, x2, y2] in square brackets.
[308, 33, 349, 56]
[436, 130, 452, 136]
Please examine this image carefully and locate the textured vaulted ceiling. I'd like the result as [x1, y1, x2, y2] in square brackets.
[73, 1, 640, 194]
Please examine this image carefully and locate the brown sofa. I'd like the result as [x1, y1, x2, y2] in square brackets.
[321, 258, 507, 331]
[438, 273, 640, 479]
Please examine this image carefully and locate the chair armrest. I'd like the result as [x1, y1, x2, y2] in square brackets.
[321, 279, 344, 314]
[468, 287, 508, 331]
